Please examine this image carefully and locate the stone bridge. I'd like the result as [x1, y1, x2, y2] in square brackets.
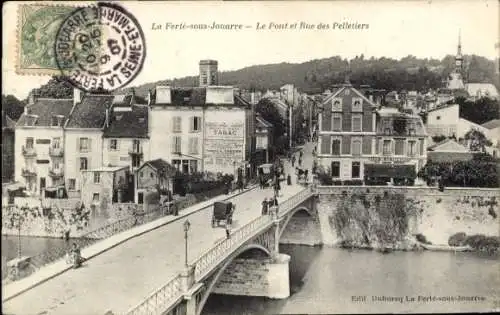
[126, 188, 318, 315]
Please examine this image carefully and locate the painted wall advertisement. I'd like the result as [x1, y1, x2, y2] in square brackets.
[204, 121, 245, 170]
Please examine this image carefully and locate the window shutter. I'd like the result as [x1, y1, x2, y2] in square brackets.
[189, 116, 194, 132]
[194, 138, 198, 154]
[88, 138, 92, 152]
[172, 117, 176, 132]
[171, 137, 176, 153]
[77, 137, 80, 152]
[116, 139, 120, 150]
[108, 139, 111, 150]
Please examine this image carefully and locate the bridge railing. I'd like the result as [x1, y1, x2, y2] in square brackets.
[126, 274, 183, 315]
[277, 188, 314, 217]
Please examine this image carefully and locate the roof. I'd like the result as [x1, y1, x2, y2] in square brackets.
[152, 87, 250, 107]
[103, 105, 149, 138]
[427, 151, 474, 163]
[16, 98, 73, 127]
[2, 111, 16, 129]
[425, 102, 458, 113]
[321, 85, 378, 108]
[256, 115, 273, 128]
[376, 111, 427, 137]
[65, 95, 113, 128]
[140, 158, 177, 177]
[84, 166, 129, 172]
[481, 119, 500, 130]
[465, 83, 499, 97]
[113, 94, 133, 106]
[427, 138, 469, 152]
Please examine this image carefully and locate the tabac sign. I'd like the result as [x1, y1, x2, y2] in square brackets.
[206, 122, 244, 139]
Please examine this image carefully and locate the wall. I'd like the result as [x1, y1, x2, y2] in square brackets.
[316, 186, 500, 247]
[15, 127, 65, 194]
[2, 129, 15, 182]
[204, 108, 246, 175]
[212, 253, 290, 299]
[64, 129, 103, 193]
[102, 138, 151, 170]
[149, 107, 203, 169]
[81, 170, 114, 212]
[279, 213, 322, 246]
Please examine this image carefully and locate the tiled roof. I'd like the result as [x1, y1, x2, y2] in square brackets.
[16, 98, 73, 127]
[481, 119, 500, 130]
[376, 111, 427, 137]
[66, 95, 113, 128]
[103, 105, 149, 138]
[153, 87, 250, 107]
[142, 158, 177, 177]
[466, 83, 499, 97]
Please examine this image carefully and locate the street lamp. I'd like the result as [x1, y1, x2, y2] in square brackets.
[183, 220, 191, 267]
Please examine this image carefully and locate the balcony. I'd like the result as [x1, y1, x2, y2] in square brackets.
[49, 146, 64, 157]
[128, 146, 143, 156]
[48, 168, 64, 178]
[368, 155, 414, 164]
[21, 168, 37, 178]
[22, 146, 37, 157]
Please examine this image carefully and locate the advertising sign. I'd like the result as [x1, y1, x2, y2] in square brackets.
[204, 121, 245, 170]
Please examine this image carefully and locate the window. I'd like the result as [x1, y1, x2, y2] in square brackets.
[332, 113, 342, 131]
[68, 179, 76, 190]
[352, 138, 362, 156]
[172, 116, 182, 133]
[188, 137, 199, 155]
[408, 141, 417, 156]
[383, 140, 392, 155]
[384, 128, 391, 135]
[140, 171, 144, 178]
[352, 162, 361, 178]
[201, 72, 208, 85]
[132, 139, 141, 152]
[394, 139, 405, 155]
[79, 138, 89, 152]
[94, 172, 100, 184]
[172, 159, 181, 170]
[436, 116, 441, 120]
[190, 116, 201, 132]
[408, 128, 416, 136]
[80, 157, 88, 170]
[331, 138, 341, 155]
[110, 139, 118, 150]
[419, 139, 425, 156]
[132, 156, 141, 168]
[331, 98, 342, 112]
[172, 136, 182, 153]
[331, 161, 340, 178]
[92, 193, 100, 202]
[150, 172, 154, 178]
[182, 160, 189, 173]
[25, 115, 38, 126]
[352, 114, 362, 132]
[53, 137, 61, 148]
[352, 98, 363, 112]
[53, 160, 60, 170]
[26, 137, 34, 149]
[344, 89, 350, 96]
[376, 138, 380, 154]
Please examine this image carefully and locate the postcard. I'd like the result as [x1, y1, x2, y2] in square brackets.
[2, 1, 499, 314]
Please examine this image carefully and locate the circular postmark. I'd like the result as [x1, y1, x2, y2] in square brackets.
[54, 2, 146, 92]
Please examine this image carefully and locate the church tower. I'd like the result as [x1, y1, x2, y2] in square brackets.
[447, 30, 465, 90]
[455, 30, 464, 74]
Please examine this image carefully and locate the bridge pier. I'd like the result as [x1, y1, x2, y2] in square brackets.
[211, 253, 291, 299]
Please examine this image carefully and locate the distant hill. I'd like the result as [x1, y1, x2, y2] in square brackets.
[120, 54, 500, 96]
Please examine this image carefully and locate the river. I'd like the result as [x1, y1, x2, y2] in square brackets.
[203, 244, 499, 314]
[2, 238, 498, 313]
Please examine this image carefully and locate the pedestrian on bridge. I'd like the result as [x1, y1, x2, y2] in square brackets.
[291, 155, 296, 167]
[298, 157, 302, 167]
[262, 198, 269, 215]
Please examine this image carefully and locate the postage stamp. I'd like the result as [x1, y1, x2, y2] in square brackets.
[16, 4, 77, 75]
[54, 2, 146, 91]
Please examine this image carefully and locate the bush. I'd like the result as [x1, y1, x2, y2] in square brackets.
[343, 180, 363, 186]
[316, 172, 333, 185]
[416, 233, 432, 244]
[465, 234, 500, 254]
[332, 180, 342, 186]
[448, 232, 467, 246]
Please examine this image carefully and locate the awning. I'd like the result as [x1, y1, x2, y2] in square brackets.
[6, 183, 26, 191]
[365, 164, 416, 179]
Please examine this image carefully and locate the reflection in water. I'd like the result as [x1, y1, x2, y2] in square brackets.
[203, 244, 499, 314]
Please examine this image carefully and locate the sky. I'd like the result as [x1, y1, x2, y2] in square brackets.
[3, 0, 499, 99]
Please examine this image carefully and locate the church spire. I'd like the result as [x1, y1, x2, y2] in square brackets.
[457, 29, 462, 57]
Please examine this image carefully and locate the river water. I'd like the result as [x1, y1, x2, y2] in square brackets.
[203, 244, 499, 314]
[2, 238, 498, 313]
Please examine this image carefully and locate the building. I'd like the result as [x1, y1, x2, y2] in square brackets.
[14, 94, 74, 196]
[135, 158, 177, 204]
[481, 119, 500, 148]
[64, 93, 112, 198]
[427, 138, 473, 162]
[446, 32, 466, 91]
[81, 166, 130, 209]
[255, 114, 273, 164]
[148, 60, 256, 177]
[2, 111, 16, 183]
[199, 60, 218, 87]
[102, 96, 150, 172]
[465, 83, 499, 100]
[317, 83, 427, 183]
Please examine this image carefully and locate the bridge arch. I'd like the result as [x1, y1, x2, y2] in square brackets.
[196, 243, 271, 315]
[278, 206, 314, 239]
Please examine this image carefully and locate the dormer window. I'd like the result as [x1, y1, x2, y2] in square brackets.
[331, 98, 342, 112]
[138, 117, 145, 123]
[351, 97, 363, 112]
[183, 97, 190, 102]
[116, 115, 123, 121]
[25, 114, 38, 127]
[51, 115, 64, 127]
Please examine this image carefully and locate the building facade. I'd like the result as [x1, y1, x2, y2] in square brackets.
[14, 96, 74, 195]
[2, 112, 16, 183]
[81, 166, 130, 208]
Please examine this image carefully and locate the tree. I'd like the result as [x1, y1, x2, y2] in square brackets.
[36, 76, 74, 99]
[456, 97, 500, 125]
[2, 95, 25, 121]
[464, 129, 492, 152]
[256, 98, 288, 153]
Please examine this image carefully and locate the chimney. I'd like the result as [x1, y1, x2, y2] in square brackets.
[73, 88, 82, 106]
[251, 92, 255, 105]
[199, 60, 218, 87]
[130, 88, 136, 105]
[105, 107, 110, 128]
[147, 89, 152, 106]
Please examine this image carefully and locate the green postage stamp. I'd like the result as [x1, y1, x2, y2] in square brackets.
[16, 4, 77, 75]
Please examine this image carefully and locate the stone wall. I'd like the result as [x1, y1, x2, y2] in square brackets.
[212, 253, 290, 299]
[279, 215, 322, 246]
[316, 186, 499, 247]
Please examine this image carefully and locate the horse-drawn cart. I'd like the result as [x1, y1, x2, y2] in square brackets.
[212, 201, 235, 228]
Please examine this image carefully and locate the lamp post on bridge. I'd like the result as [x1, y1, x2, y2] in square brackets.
[183, 219, 191, 268]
